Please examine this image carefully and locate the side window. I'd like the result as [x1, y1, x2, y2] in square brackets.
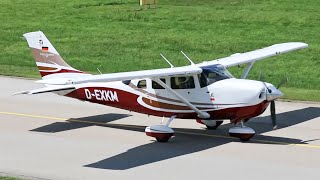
[122, 80, 131, 85]
[171, 76, 195, 89]
[152, 78, 166, 89]
[137, 80, 147, 89]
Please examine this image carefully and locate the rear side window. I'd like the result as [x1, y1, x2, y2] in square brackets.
[152, 79, 166, 89]
[122, 80, 131, 85]
[137, 80, 147, 89]
[171, 76, 195, 89]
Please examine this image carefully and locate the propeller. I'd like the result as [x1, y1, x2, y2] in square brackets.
[259, 72, 288, 129]
[277, 76, 289, 89]
[269, 76, 288, 129]
[258, 71, 266, 82]
[270, 100, 277, 129]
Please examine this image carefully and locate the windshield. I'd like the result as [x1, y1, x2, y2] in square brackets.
[198, 64, 234, 87]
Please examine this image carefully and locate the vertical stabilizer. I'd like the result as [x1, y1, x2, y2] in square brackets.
[23, 31, 88, 79]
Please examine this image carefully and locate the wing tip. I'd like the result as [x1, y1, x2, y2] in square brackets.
[12, 91, 30, 96]
[273, 42, 309, 48]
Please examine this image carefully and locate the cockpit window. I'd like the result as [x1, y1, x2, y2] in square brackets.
[199, 64, 233, 88]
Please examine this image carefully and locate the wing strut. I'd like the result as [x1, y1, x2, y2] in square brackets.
[241, 62, 255, 79]
[153, 78, 210, 119]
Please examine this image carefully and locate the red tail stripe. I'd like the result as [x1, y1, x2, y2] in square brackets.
[39, 69, 86, 76]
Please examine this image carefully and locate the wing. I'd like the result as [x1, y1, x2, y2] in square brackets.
[198, 42, 308, 68]
[34, 42, 307, 85]
[37, 65, 202, 85]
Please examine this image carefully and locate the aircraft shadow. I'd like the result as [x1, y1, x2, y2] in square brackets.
[29, 107, 320, 170]
[84, 126, 308, 170]
[84, 107, 320, 170]
[30, 113, 131, 132]
[246, 107, 320, 134]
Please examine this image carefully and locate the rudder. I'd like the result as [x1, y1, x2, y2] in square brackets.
[23, 31, 87, 79]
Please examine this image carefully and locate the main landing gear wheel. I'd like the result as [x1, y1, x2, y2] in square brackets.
[145, 125, 174, 143]
[145, 115, 176, 143]
[156, 137, 170, 143]
[206, 120, 223, 130]
[229, 122, 255, 142]
[196, 119, 223, 130]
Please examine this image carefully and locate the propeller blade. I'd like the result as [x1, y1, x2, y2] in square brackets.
[270, 101, 277, 129]
[277, 76, 288, 89]
[258, 72, 266, 82]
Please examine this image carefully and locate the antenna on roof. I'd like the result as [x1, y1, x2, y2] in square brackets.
[160, 53, 174, 68]
[181, 51, 195, 65]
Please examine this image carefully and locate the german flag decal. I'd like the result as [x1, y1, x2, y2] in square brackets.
[42, 47, 49, 51]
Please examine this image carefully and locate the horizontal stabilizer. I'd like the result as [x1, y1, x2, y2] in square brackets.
[13, 85, 75, 95]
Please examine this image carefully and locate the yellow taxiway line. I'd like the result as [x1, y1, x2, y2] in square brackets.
[1, 111, 320, 149]
[0, 111, 68, 121]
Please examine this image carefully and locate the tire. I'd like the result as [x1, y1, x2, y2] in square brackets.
[206, 121, 223, 130]
[240, 138, 250, 142]
[156, 137, 170, 142]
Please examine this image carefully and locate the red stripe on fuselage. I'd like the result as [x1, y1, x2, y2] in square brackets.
[65, 87, 269, 122]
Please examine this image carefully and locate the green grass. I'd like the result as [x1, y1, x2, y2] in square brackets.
[1, 0, 320, 101]
[280, 87, 320, 102]
[0, 176, 21, 180]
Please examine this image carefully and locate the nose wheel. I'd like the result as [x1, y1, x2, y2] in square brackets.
[145, 115, 176, 142]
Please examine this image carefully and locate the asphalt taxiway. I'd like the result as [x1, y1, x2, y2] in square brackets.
[0, 76, 320, 180]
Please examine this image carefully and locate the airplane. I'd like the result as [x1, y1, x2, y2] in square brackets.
[17, 31, 308, 142]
